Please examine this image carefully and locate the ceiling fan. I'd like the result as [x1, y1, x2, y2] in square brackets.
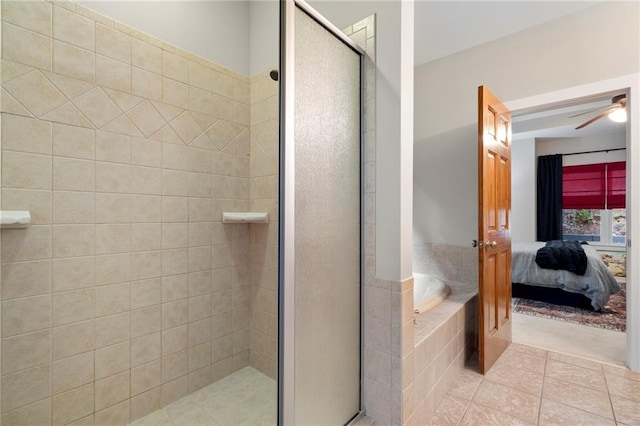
[572, 94, 627, 129]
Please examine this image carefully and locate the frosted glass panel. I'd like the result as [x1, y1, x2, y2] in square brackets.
[293, 6, 361, 425]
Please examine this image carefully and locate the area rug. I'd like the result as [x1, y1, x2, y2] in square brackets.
[512, 279, 626, 332]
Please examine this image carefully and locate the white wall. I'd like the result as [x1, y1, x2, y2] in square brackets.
[511, 138, 536, 242]
[414, 1, 640, 247]
[537, 132, 627, 165]
[250, 0, 279, 75]
[79, 1, 252, 75]
[310, 1, 414, 280]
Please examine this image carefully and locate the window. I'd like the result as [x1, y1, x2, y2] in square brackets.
[562, 162, 626, 245]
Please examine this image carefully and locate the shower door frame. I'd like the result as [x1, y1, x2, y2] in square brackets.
[278, 0, 366, 423]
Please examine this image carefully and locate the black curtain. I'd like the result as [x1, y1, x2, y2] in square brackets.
[536, 154, 563, 241]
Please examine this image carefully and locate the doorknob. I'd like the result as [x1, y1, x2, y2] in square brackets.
[472, 240, 484, 248]
[485, 240, 497, 248]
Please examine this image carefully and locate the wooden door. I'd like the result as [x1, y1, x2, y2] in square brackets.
[477, 86, 512, 374]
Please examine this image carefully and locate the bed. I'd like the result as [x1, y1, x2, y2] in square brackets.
[511, 242, 621, 311]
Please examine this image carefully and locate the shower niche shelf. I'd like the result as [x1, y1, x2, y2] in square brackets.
[0, 210, 31, 229]
[222, 212, 269, 224]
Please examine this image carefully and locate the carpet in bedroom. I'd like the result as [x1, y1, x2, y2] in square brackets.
[512, 278, 626, 333]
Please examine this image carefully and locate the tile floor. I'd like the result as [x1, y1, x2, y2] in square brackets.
[129, 367, 276, 426]
[430, 343, 640, 425]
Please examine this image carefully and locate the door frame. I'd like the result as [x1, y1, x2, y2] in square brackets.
[279, 1, 366, 424]
[506, 73, 640, 372]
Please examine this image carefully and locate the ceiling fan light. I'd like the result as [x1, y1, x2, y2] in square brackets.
[609, 108, 627, 123]
[608, 108, 627, 123]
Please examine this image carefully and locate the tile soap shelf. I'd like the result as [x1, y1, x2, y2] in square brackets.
[0, 211, 31, 229]
[222, 212, 269, 224]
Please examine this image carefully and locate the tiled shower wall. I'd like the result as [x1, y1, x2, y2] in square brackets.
[413, 243, 478, 285]
[0, 1, 269, 424]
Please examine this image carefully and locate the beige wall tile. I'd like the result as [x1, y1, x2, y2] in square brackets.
[211, 312, 232, 340]
[52, 288, 94, 326]
[162, 325, 188, 357]
[131, 332, 161, 367]
[52, 224, 94, 258]
[131, 195, 161, 223]
[1, 0, 52, 37]
[95, 341, 130, 380]
[212, 70, 233, 98]
[162, 52, 189, 82]
[2, 330, 51, 375]
[95, 399, 130, 426]
[161, 223, 188, 251]
[3, 151, 51, 190]
[160, 376, 187, 407]
[95, 282, 131, 317]
[162, 77, 188, 109]
[96, 55, 131, 92]
[52, 191, 94, 224]
[189, 62, 211, 91]
[52, 321, 94, 360]
[131, 137, 162, 167]
[95, 162, 131, 193]
[131, 359, 161, 396]
[162, 248, 188, 276]
[2, 188, 51, 225]
[52, 352, 94, 394]
[188, 197, 212, 222]
[53, 157, 93, 191]
[52, 256, 93, 292]
[2, 114, 52, 155]
[95, 193, 131, 223]
[2, 23, 52, 71]
[53, 6, 95, 51]
[53, 122, 94, 160]
[131, 67, 162, 101]
[131, 39, 161, 74]
[131, 250, 162, 281]
[162, 142, 189, 171]
[162, 196, 189, 223]
[95, 312, 130, 348]
[189, 246, 212, 272]
[2, 364, 51, 412]
[95, 224, 130, 254]
[0, 398, 51, 426]
[161, 350, 188, 383]
[131, 166, 161, 195]
[95, 370, 129, 412]
[2, 294, 50, 337]
[162, 274, 188, 303]
[53, 40, 95, 83]
[131, 305, 161, 338]
[96, 24, 131, 64]
[162, 170, 190, 197]
[162, 300, 188, 329]
[189, 317, 212, 347]
[1, 259, 51, 300]
[130, 387, 160, 422]
[131, 278, 161, 309]
[95, 130, 131, 164]
[188, 222, 212, 248]
[131, 224, 161, 252]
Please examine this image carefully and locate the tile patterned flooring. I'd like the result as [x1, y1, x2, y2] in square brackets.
[129, 345, 640, 426]
[129, 367, 276, 426]
[431, 343, 640, 425]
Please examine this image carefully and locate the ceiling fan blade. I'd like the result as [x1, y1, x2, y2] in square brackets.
[569, 104, 617, 118]
[575, 110, 613, 129]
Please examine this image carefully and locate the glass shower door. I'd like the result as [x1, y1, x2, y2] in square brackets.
[280, 2, 363, 424]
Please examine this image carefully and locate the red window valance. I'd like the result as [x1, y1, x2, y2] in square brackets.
[562, 161, 626, 209]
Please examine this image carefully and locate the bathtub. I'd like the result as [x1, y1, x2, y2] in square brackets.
[413, 273, 450, 314]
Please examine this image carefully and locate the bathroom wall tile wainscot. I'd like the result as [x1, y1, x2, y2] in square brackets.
[0, 0, 273, 423]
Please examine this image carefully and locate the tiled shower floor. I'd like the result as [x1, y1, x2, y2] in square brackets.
[129, 367, 276, 426]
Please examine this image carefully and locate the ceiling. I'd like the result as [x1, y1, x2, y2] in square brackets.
[512, 93, 627, 140]
[414, 1, 602, 66]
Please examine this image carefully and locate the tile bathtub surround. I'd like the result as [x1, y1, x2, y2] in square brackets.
[0, 0, 272, 423]
[413, 243, 478, 285]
